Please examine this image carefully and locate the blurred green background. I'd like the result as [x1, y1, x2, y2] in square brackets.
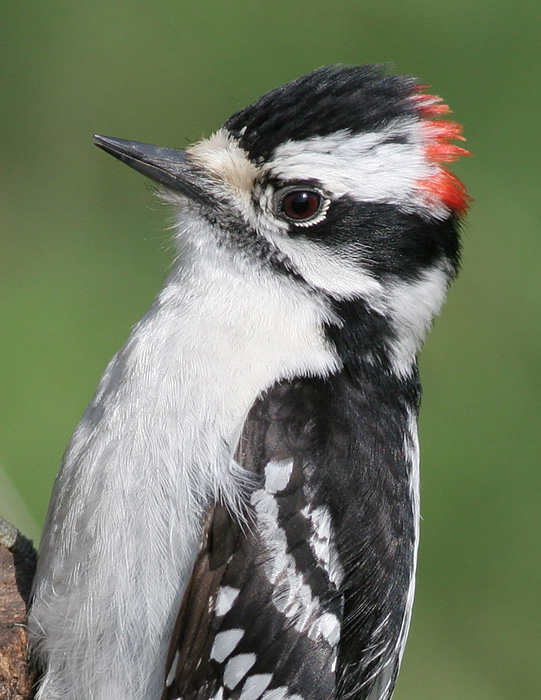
[1, 1, 539, 698]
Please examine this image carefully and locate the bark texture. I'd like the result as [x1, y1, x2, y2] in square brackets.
[0, 539, 36, 700]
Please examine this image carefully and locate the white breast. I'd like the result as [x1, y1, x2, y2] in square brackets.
[29, 212, 340, 700]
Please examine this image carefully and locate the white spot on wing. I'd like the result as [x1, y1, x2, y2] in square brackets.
[302, 504, 344, 587]
[165, 649, 180, 686]
[239, 674, 273, 700]
[251, 490, 289, 584]
[215, 586, 241, 617]
[251, 490, 340, 645]
[261, 688, 289, 700]
[264, 459, 294, 493]
[211, 629, 245, 663]
[224, 653, 257, 689]
[308, 611, 341, 646]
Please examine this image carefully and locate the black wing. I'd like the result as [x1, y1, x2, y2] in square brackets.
[162, 370, 417, 700]
[161, 379, 344, 700]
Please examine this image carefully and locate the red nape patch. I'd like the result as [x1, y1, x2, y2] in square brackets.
[418, 170, 469, 216]
[411, 89, 471, 216]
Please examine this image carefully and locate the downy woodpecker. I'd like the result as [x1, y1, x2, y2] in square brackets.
[28, 65, 469, 700]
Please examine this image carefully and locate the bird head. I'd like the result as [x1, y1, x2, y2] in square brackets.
[95, 65, 469, 374]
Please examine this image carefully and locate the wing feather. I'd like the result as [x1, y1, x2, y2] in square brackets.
[161, 382, 343, 700]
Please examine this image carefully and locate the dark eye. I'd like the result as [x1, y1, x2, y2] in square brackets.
[280, 190, 322, 222]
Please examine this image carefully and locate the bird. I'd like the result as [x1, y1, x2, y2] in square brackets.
[27, 65, 469, 700]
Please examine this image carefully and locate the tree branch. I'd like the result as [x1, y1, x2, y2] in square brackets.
[0, 518, 37, 700]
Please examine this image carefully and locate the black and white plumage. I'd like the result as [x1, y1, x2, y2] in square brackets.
[28, 65, 469, 700]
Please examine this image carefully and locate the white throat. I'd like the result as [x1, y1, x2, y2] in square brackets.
[30, 213, 340, 700]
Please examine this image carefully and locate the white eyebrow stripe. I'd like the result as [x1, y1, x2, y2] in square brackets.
[266, 120, 447, 219]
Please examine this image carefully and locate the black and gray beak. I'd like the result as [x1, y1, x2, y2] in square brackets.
[94, 135, 210, 204]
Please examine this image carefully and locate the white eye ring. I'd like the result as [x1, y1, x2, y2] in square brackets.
[274, 186, 331, 227]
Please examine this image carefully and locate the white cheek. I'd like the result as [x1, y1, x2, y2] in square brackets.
[261, 230, 384, 302]
[384, 264, 451, 375]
